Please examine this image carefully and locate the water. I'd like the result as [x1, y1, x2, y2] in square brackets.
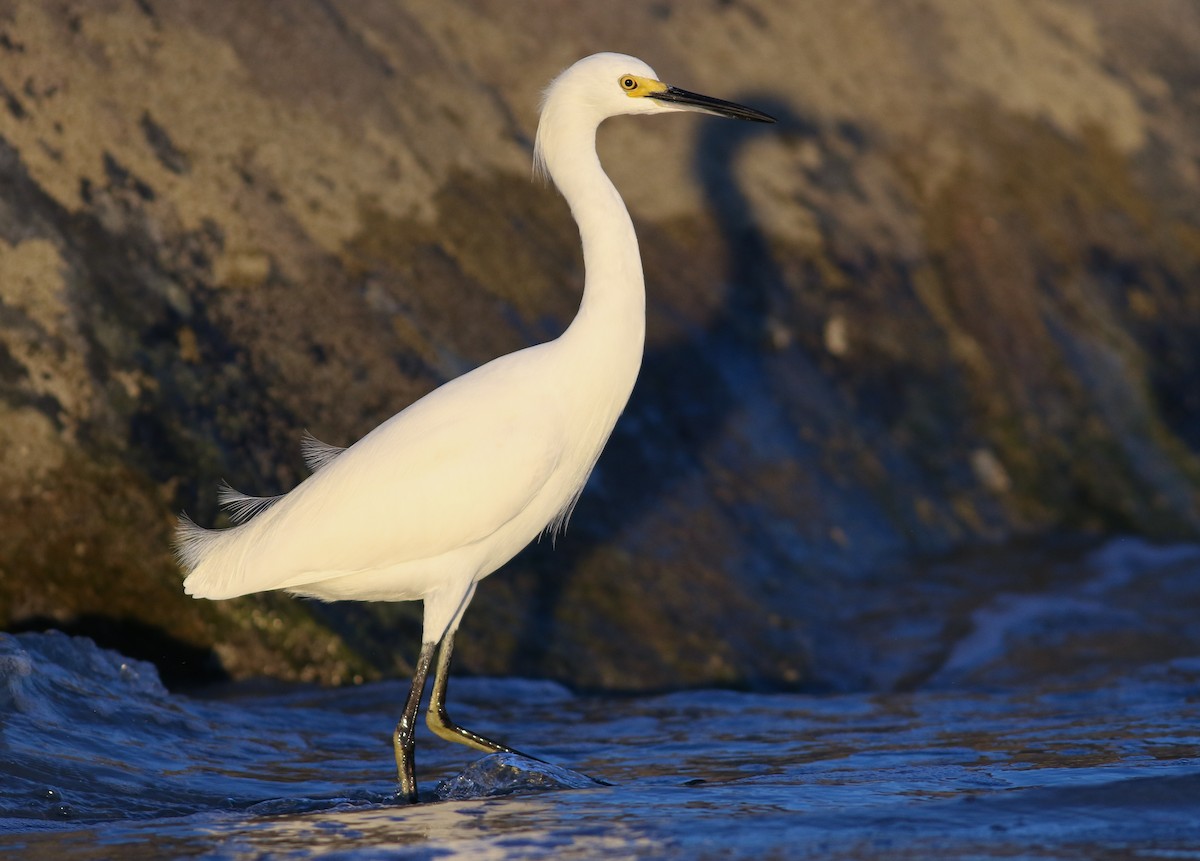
[3, 543, 1200, 858]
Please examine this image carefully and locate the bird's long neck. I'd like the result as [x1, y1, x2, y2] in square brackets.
[541, 119, 647, 375]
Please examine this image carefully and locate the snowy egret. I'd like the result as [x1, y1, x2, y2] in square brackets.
[176, 52, 774, 803]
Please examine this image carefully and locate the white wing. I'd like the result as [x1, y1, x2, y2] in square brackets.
[183, 345, 569, 598]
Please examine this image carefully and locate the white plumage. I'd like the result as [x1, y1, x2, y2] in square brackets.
[175, 52, 773, 803]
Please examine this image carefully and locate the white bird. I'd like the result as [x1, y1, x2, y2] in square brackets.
[175, 52, 774, 803]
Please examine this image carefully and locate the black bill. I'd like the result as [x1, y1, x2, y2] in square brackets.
[647, 86, 776, 123]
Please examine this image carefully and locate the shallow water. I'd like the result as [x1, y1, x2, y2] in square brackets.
[3, 541, 1200, 859]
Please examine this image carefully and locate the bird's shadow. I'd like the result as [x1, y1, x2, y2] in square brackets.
[507, 99, 845, 681]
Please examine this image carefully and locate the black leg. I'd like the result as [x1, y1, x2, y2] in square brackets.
[426, 630, 543, 761]
[394, 640, 436, 803]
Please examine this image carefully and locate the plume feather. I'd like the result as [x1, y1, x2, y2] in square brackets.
[300, 431, 346, 473]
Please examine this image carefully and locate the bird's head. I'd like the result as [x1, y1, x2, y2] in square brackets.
[534, 53, 774, 183]
[540, 52, 775, 124]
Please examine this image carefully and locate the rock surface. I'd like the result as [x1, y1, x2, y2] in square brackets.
[1, 1, 1198, 688]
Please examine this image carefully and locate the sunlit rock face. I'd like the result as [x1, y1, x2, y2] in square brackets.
[2, 1, 1199, 690]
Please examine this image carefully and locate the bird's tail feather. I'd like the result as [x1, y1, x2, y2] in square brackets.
[174, 513, 223, 580]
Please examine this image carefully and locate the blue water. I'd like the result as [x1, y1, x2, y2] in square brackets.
[3, 541, 1200, 859]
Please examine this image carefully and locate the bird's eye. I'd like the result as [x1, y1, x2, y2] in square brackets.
[621, 77, 637, 91]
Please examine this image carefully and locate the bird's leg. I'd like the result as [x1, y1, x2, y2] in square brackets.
[394, 640, 436, 803]
[426, 630, 544, 761]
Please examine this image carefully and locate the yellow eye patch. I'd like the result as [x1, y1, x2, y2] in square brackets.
[619, 74, 668, 97]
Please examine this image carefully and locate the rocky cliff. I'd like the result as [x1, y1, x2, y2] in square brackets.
[2, 0, 1198, 689]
